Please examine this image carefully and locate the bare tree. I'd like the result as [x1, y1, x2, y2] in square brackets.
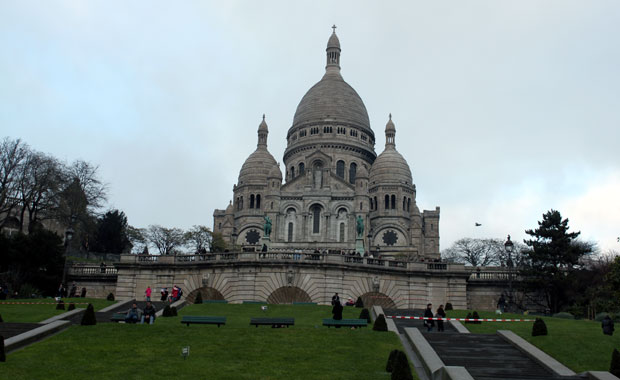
[442, 238, 505, 266]
[0, 137, 29, 223]
[127, 225, 147, 253]
[184, 225, 213, 253]
[145, 225, 185, 255]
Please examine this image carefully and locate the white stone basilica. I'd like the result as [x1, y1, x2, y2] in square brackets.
[214, 28, 440, 260]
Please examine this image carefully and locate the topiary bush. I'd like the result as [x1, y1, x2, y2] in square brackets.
[106, 293, 115, 301]
[532, 318, 547, 336]
[171, 306, 178, 316]
[464, 312, 473, 324]
[611, 348, 620, 377]
[56, 300, 65, 310]
[355, 296, 364, 308]
[552, 312, 574, 319]
[80, 303, 96, 326]
[67, 303, 75, 311]
[0, 335, 5, 362]
[359, 308, 371, 323]
[386, 349, 399, 372]
[391, 350, 413, 380]
[194, 292, 203, 304]
[373, 314, 388, 331]
[162, 305, 172, 317]
[445, 303, 453, 311]
[472, 311, 482, 324]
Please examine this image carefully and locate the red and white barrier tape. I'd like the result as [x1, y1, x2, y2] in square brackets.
[0, 302, 92, 305]
[387, 315, 534, 322]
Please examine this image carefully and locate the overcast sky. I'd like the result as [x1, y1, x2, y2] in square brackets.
[1, 1, 619, 253]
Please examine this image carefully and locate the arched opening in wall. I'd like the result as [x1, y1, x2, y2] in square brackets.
[391, 194, 396, 209]
[370, 198, 374, 210]
[240, 196, 244, 209]
[403, 197, 406, 211]
[339, 222, 345, 242]
[360, 292, 396, 309]
[311, 204, 322, 234]
[384, 194, 389, 210]
[256, 194, 261, 209]
[349, 162, 357, 184]
[186, 287, 225, 303]
[290, 166, 295, 179]
[313, 162, 323, 188]
[267, 286, 312, 304]
[299, 162, 305, 176]
[288, 222, 294, 242]
[336, 160, 345, 178]
[374, 196, 377, 211]
[250, 194, 255, 209]
[407, 198, 411, 212]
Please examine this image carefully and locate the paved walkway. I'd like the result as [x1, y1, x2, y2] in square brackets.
[386, 309, 586, 380]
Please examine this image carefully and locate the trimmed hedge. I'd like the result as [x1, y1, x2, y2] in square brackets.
[56, 300, 65, 310]
[80, 303, 96, 326]
[386, 349, 399, 372]
[610, 349, 620, 377]
[532, 318, 547, 336]
[162, 305, 172, 317]
[359, 308, 371, 323]
[445, 303, 453, 311]
[355, 296, 364, 308]
[373, 314, 388, 331]
[0, 335, 5, 362]
[0, 313, 3, 323]
[67, 303, 75, 311]
[106, 293, 115, 301]
[171, 306, 178, 316]
[391, 350, 413, 380]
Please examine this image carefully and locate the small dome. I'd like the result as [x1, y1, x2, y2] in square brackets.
[268, 165, 283, 180]
[357, 164, 369, 179]
[238, 149, 279, 185]
[327, 31, 340, 49]
[386, 114, 395, 132]
[369, 149, 412, 186]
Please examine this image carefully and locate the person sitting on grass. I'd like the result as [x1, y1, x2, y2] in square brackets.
[125, 302, 142, 324]
[141, 301, 156, 325]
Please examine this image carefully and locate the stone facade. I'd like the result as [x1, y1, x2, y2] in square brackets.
[214, 28, 440, 260]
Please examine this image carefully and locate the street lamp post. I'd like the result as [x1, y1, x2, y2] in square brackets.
[504, 234, 515, 310]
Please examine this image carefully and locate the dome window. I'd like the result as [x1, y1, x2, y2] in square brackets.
[349, 163, 357, 184]
[336, 160, 345, 178]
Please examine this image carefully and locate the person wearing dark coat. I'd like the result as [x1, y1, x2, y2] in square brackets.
[436, 305, 446, 332]
[424, 303, 435, 332]
[332, 301, 343, 321]
[602, 315, 614, 336]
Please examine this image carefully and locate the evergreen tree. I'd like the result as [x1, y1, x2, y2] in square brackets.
[56, 300, 65, 310]
[386, 349, 399, 372]
[359, 308, 371, 323]
[373, 314, 388, 331]
[355, 296, 364, 308]
[162, 305, 172, 317]
[106, 293, 115, 301]
[445, 303, 453, 311]
[67, 303, 75, 311]
[80, 303, 96, 325]
[523, 210, 593, 313]
[532, 318, 548, 336]
[91, 210, 130, 253]
[391, 350, 413, 380]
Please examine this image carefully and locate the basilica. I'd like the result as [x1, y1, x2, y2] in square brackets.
[213, 28, 440, 260]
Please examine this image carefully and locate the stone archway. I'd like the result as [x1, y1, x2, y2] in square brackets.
[360, 292, 396, 309]
[267, 286, 312, 304]
[186, 287, 225, 303]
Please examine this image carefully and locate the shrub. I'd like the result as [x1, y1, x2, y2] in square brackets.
[611, 348, 620, 377]
[0, 335, 5, 362]
[391, 350, 413, 380]
[355, 296, 364, 308]
[67, 303, 75, 311]
[373, 314, 388, 331]
[80, 303, 96, 326]
[386, 349, 399, 372]
[56, 300, 65, 310]
[464, 312, 473, 324]
[532, 318, 547, 336]
[171, 306, 178, 316]
[162, 305, 172, 317]
[359, 308, 371, 323]
[552, 312, 574, 320]
[595, 312, 610, 322]
[194, 292, 203, 304]
[106, 293, 115, 301]
[445, 303, 453, 311]
[472, 311, 481, 324]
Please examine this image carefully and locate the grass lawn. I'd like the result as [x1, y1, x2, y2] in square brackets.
[3, 303, 415, 380]
[0, 298, 115, 322]
[448, 309, 620, 373]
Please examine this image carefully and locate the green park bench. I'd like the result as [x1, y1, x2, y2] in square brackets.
[181, 315, 226, 327]
[250, 317, 295, 328]
[292, 302, 317, 305]
[202, 300, 228, 304]
[110, 313, 126, 322]
[322, 318, 367, 328]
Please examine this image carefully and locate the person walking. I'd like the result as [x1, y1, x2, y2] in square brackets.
[436, 304, 446, 332]
[145, 286, 152, 302]
[424, 303, 435, 332]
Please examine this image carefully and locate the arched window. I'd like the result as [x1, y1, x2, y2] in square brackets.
[349, 163, 357, 184]
[312, 205, 321, 234]
[384, 194, 389, 210]
[236, 197, 240, 210]
[339, 223, 345, 242]
[374, 197, 378, 211]
[407, 198, 411, 212]
[270, 202, 274, 210]
[240, 196, 243, 209]
[370, 198, 373, 210]
[299, 162, 305, 176]
[336, 160, 345, 178]
[360, 202, 363, 211]
[290, 166, 295, 179]
[403, 197, 407, 211]
[250, 194, 255, 209]
[391, 194, 396, 209]
[288, 222, 294, 242]
[256, 194, 261, 209]
[218, 223, 222, 230]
